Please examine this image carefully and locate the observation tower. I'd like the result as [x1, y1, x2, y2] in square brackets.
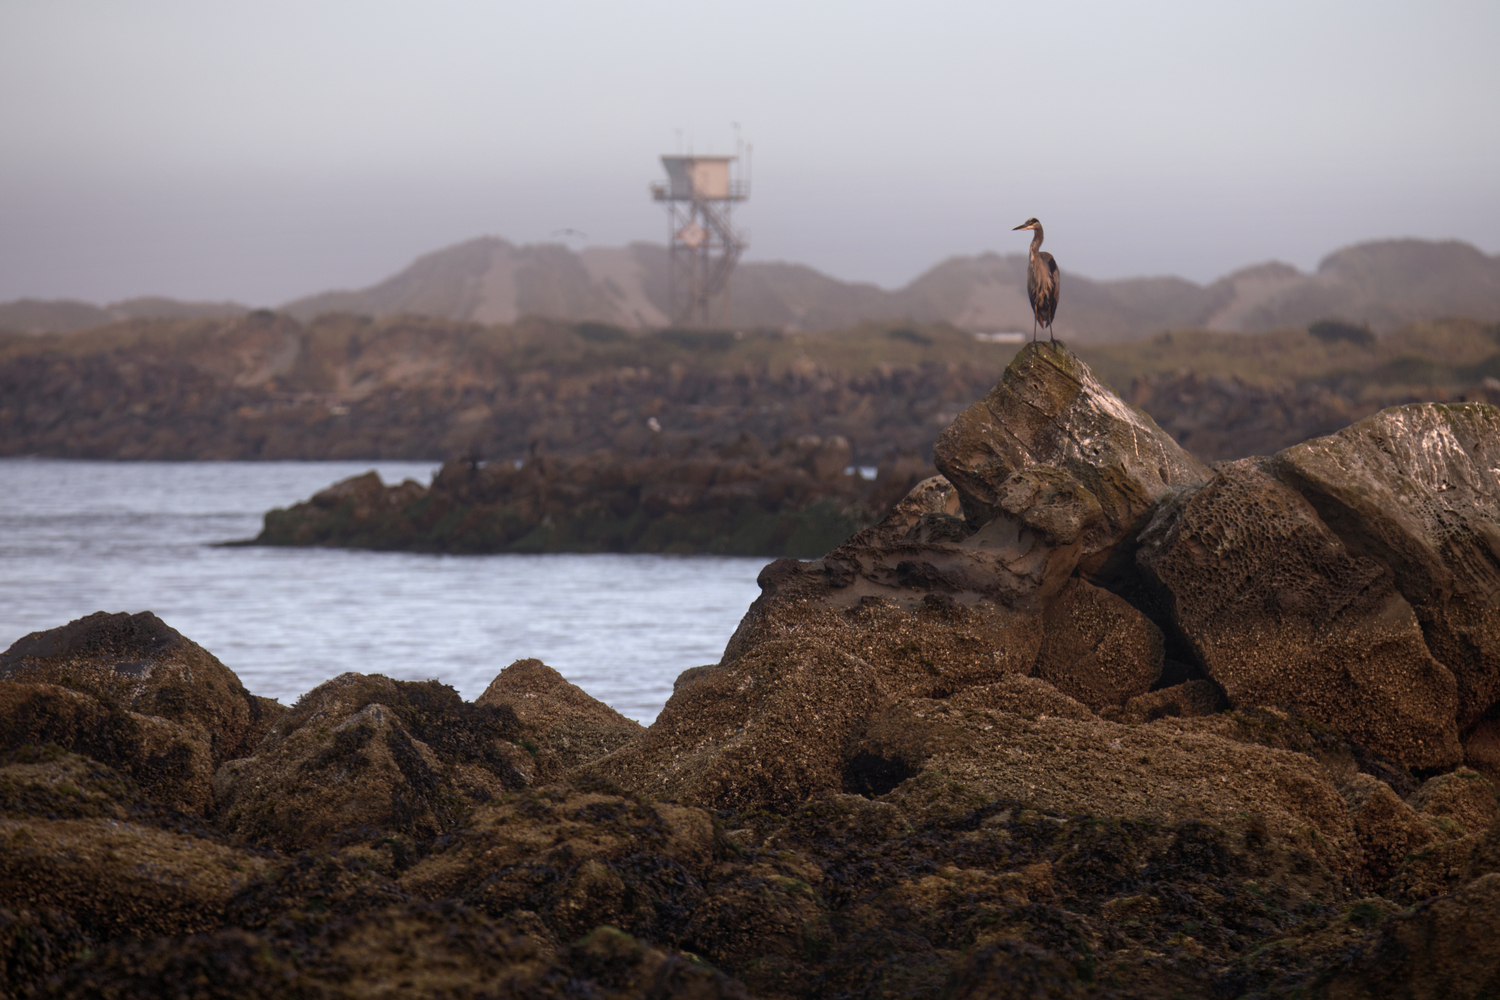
[651, 154, 749, 327]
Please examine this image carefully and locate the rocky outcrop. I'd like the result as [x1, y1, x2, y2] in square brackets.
[591, 344, 1500, 822]
[2, 600, 1498, 998]
[476, 658, 644, 781]
[0, 611, 284, 812]
[934, 339, 1210, 565]
[1273, 403, 1500, 730]
[1136, 458, 1463, 768]
[9, 339, 1500, 997]
[594, 344, 1203, 811]
[213, 672, 531, 854]
[247, 434, 919, 558]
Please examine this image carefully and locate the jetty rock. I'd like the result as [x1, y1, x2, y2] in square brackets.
[10, 341, 1500, 998]
[248, 431, 918, 559]
[1273, 403, 1500, 730]
[595, 342, 1500, 821]
[1135, 457, 1463, 768]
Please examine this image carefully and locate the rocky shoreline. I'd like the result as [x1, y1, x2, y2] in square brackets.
[4, 312, 1497, 467]
[3, 342, 1499, 998]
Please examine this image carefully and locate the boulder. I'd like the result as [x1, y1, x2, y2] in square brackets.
[723, 535, 1051, 704]
[1408, 767, 1499, 839]
[847, 699, 1361, 869]
[591, 638, 889, 811]
[0, 612, 285, 813]
[0, 611, 283, 764]
[946, 673, 1097, 721]
[1317, 872, 1500, 999]
[1341, 773, 1438, 882]
[1136, 458, 1462, 769]
[933, 340, 1210, 564]
[476, 658, 644, 780]
[1274, 403, 1500, 728]
[1113, 679, 1228, 724]
[1031, 578, 1163, 710]
[213, 672, 530, 853]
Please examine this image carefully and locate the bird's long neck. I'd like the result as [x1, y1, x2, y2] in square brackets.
[1029, 226, 1045, 255]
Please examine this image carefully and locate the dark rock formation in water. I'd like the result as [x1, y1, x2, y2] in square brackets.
[247, 434, 929, 558]
[5, 342, 1500, 998]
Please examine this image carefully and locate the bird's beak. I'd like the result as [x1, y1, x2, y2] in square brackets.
[1012, 222, 1031, 231]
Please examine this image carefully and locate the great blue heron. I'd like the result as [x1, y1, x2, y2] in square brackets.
[1013, 218, 1059, 342]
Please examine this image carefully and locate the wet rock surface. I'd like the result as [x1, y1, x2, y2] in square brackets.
[1136, 458, 1463, 768]
[7, 342, 1500, 998]
[1274, 403, 1500, 731]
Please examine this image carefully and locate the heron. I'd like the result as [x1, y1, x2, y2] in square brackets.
[1013, 218, 1059, 343]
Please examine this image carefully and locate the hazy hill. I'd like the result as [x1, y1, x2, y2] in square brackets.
[5, 237, 1498, 341]
[278, 236, 1500, 342]
[0, 296, 247, 335]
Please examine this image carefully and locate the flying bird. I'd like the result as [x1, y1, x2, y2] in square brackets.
[1013, 218, 1059, 343]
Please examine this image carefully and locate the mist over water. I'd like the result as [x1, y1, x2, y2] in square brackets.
[0, 459, 765, 723]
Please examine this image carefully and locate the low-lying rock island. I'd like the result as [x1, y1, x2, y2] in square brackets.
[246, 435, 930, 558]
[4, 342, 1499, 999]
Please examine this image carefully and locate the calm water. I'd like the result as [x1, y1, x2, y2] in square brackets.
[0, 459, 767, 723]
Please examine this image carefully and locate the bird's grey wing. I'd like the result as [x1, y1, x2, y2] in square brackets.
[1039, 252, 1060, 323]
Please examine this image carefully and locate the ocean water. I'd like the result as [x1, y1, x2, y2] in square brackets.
[0, 459, 767, 723]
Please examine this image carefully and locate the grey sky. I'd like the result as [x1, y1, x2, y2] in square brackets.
[2, 0, 1497, 305]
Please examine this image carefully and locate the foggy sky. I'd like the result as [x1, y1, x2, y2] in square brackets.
[2, 0, 1497, 306]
